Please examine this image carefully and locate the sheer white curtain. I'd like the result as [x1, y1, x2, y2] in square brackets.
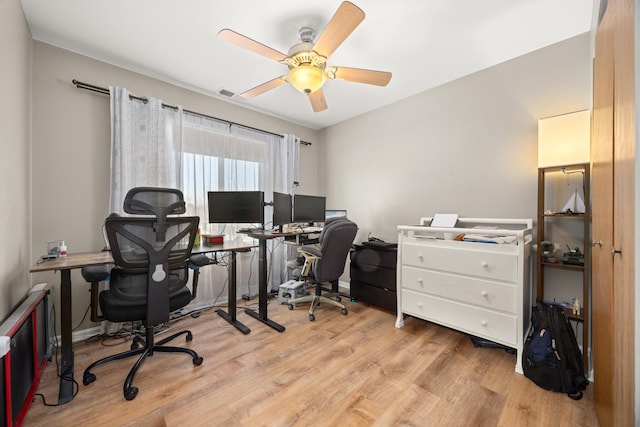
[109, 86, 183, 213]
[180, 113, 300, 308]
[265, 134, 301, 288]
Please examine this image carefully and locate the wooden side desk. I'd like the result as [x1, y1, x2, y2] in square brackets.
[28, 240, 258, 404]
[30, 251, 114, 404]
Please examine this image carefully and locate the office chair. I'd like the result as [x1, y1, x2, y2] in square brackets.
[82, 187, 204, 400]
[288, 217, 358, 321]
[81, 221, 211, 322]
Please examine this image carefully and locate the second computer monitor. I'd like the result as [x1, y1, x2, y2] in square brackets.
[273, 192, 292, 226]
[293, 194, 326, 223]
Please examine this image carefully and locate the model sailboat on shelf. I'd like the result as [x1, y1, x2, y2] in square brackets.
[562, 189, 585, 213]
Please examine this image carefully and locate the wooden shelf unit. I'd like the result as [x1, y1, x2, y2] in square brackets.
[536, 162, 590, 370]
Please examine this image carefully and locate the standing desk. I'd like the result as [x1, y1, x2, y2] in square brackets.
[242, 230, 308, 333]
[193, 240, 258, 334]
[28, 239, 259, 404]
[30, 251, 114, 405]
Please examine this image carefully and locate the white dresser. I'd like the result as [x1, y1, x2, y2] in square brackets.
[395, 218, 533, 373]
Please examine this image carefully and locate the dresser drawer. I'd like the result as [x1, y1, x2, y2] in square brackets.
[401, 242, 517, 282]
[401, 289, 517, 345]
[350, 281, 396, 312]
[401, 266, 517, 313]
[351, 246, 397, 269]
[351, 267, 396, 291]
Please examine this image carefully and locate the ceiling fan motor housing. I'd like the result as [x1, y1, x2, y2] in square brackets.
[283, 30, 328, 94]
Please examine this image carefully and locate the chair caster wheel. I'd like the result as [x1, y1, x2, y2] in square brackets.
[288, 304, 294, 310]
[336, 296, 342, 302]
[83, 372, 96, 385]
[130, 342, 139, 350]
[309, 314, 315, 321]
[124, 386, 138, 401]
[341, 308, 348, 315]
[193, 356, 204, 366]
[186, 332, 193, 342]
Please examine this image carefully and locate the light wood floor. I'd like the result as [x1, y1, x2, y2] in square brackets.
[24, 297, 599, 426]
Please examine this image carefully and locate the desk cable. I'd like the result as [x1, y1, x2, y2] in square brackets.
[33, 303, 80, 407]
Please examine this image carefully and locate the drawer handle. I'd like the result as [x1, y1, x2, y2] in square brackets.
[417, 302, 423, 309]
[417, 253, 424, 260]
[480, 291, 488, 297]
[417, 278, 424, 286]
[481, 320, 488, 327]
[481, 262, 488, 268]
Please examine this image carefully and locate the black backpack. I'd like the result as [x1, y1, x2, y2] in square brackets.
[522, 299, 589, 400]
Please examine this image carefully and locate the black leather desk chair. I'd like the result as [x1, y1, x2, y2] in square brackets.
[288, 217, 358, 321]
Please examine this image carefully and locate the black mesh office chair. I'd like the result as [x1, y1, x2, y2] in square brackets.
[82, 187, 204, 400]
[288, 217, 358, 321]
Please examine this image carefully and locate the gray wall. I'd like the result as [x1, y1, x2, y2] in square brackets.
[318, 33, 593, 246]
[0, 0, 33, 322]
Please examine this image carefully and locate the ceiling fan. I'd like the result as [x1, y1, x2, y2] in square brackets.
[218, 1, 392, 112]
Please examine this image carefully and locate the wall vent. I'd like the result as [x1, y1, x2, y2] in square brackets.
[219, 89, 235, 98]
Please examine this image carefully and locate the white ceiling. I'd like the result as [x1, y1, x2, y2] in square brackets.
[20, 0, 594, 130]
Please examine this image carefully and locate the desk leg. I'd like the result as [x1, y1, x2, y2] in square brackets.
[216, 251, 250, 334]
[58, 269, 75, 404]
[244, 239, 285, 332]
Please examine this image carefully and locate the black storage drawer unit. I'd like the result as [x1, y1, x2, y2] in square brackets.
[350, 243, 397, 312]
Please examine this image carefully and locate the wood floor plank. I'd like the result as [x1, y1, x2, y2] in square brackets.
[23, 299, 599, 426]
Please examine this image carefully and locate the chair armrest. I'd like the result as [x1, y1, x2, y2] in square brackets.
[81, 265, 110, 283]
[299, 244, 321, 258]
[189, 254, 213, 268]
[299, 248, 321, 278]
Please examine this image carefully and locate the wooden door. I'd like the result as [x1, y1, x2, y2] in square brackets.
[611, 0, 636, 423]
[592, 0, 636, 425]
[591, 3, 614, 425]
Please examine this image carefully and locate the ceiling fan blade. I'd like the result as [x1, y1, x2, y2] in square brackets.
[218, 28, 287, 62]
[330, 66, 392, 86]
[240, 76, 287, 99]
[308, 89, 328, 112]
[312, 1, 365, 58]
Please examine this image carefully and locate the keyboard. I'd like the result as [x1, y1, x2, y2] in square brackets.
[238, 227, 262, 233]
[302, 226, 323, 233]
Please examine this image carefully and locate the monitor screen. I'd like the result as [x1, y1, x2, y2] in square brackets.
[293, 194, 326, 223]
[207, 191, 264, 224]
[325, 209, 347, 220]
[273, 192, 292, 226]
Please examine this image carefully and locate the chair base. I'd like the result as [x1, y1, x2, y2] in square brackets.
[288, 286, 348, 321]
[83, 327, 203, 400]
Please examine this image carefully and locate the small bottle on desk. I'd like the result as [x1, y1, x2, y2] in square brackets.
[194, 228, 201, 246]
[60, 241, 67, 257]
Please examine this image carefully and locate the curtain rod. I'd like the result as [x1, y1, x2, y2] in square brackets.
[71, 79, 311, 146]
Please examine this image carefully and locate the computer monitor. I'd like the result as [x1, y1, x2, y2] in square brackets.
[293, 194, 326, 223]
[273, 192, 292, 226]
[207, 191, 264, 224]
[325, 209, 347, 220]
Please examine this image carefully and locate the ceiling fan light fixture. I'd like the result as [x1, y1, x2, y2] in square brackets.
[288, 65, 326, 94]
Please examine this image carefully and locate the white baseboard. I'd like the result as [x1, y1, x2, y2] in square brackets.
[51, 325, 104, 346]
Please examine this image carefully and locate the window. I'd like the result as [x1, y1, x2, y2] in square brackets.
[181, 116, 267, 234]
